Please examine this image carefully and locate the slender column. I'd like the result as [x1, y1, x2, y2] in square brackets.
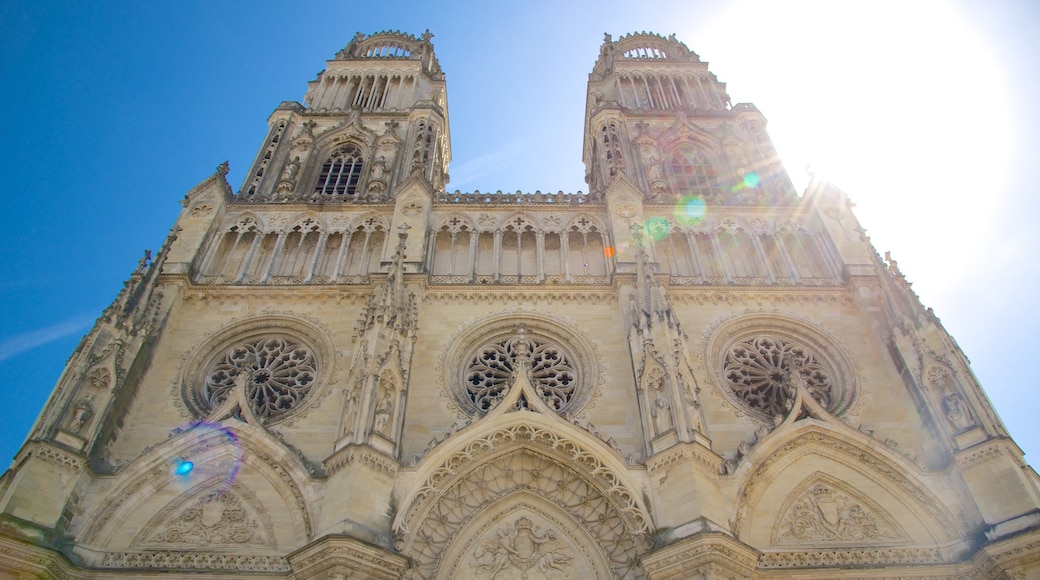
[694, 77, 710, 110]
[515, 231, 523, 283]
[686, 231, 706, 284]
[669, 77, 682, 108]
[642, 76, 655, 109]
[536, 231, 546, 282]
[493, 230, 503, 283]
[331, 232, 350, 282]
[358, 232, 373, 276]
[468, 230, 479, 282]
[447, 231, 457, 277]
[379, 75, 391, 109]
[305, 232, 327, 283]
[709, 232, 732, 284]
[814, 233, 842, 279]
[751, 235, 776, 284]
[198, 230, 228, 279]
[217, 232, 246, 277]
[682, 77, 696, 109]
[561, 232, 572, 282]
[236, 232, 264, 283]
[580, 233, 591, 281]
[772, 233, 800, 283]
[261, 232, 287, 283]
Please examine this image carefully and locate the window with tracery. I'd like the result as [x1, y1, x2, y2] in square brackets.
[464, 333, 577, 413]
[314, 145, 364, 196]
[199, 336, 317, 423]
[722, 335, 834, 418]
[669, 145, 718, 198]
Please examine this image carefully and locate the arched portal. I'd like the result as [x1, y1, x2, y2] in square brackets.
[396, 419, 652, 579]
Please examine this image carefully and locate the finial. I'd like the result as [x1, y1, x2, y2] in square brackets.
[217, 161, 229, 176]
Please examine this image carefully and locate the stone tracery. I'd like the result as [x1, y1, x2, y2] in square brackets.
[464, 329, 578, 413]
[723, 335, 833, 419]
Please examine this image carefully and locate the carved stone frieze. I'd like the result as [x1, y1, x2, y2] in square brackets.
[758, 546, 945, 568]
[100, 551, 290, 571]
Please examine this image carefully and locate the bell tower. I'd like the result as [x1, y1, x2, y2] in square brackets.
[585, 33, 798, 263]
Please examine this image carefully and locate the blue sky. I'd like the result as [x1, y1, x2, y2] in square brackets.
[2, 0, 1039, 468]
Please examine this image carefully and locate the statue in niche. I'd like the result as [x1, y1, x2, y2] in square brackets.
[943, 390, 975, 431]
[373, 391, 393, 436]
[281, 156, 300, 180]
[648, 375, 672, 435]
[68, 397, 94, 434]
[342, 383, 360, 437]
[645, 156, 664, 182]
[370, 156, 387, 181]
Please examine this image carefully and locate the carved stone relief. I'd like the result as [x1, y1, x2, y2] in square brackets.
[134, 484, 275, 550]
[470, 516, 574, 578]
[773, 481, 905, 546]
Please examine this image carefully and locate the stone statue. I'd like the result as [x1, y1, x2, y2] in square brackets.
[281, 156, 300, 180]
[342, 385, 360, 437]
[652, 392, 672, 435]
[374, 392, 393, 435]
[69, 398, 94, 434]
[943, 390, 975, 431]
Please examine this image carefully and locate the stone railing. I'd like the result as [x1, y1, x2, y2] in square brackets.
[434, 189, 595, 205]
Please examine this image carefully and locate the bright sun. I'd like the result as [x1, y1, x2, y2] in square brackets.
[686, 0, 1013, 306]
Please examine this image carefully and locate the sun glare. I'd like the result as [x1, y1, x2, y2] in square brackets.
[687, 0, 1013, 304]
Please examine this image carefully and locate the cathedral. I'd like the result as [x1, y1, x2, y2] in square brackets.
[2, 30, 1039, 579]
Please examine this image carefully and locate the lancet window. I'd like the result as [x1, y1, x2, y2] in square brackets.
[430, 214, 610, 285]
[314, 145, 364, 196]
[669, 144, 719, 199]
[197, 214, 388, 284]
[653, 218, 838, 286]
[601, 122, 625, 178]
[411, 119, 437, 175]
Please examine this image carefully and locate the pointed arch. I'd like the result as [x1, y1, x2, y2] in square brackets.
[77, 421, 316, 554]
[432, 213, 476, 279]
[731, 422, 961, 551]
[395, 412, 653, 579]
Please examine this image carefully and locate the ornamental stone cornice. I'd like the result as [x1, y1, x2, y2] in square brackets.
[287, 534, 409, 580]
[644, 440, 723, 473]
[324, 444, 399, 476]
[15, 441, 86, 474]
[422, 286, 618, 305]
[640, 531, 759, 579]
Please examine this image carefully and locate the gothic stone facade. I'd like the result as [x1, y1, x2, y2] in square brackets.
[1, 31, 1039, 579]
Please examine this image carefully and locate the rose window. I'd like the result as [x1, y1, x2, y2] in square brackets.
[465, 334, 577, 413]
[723, 335, 834, 418]
[202, 337, 317, 423]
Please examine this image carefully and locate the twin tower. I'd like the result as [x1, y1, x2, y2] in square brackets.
[2, 30, 1038, 579]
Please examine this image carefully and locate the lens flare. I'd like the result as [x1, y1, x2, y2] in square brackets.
[743, 171, 761, 188]
[674, 195, 707, 226]
[603, 246, 615, 258]
[644, 217, 670, 241]
[168, 422, 243, 489]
